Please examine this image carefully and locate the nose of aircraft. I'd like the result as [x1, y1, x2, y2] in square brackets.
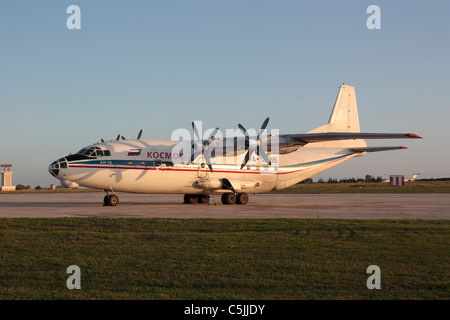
[48, 160, 60, 178]
[48, 159, 80, 188]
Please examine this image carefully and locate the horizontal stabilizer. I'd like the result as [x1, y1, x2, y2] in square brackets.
[350, 146, 407, 153]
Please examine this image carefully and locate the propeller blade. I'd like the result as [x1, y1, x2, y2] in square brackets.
[203, 152, 213, 173]
[240, 150, 250, 170]
[260, 117, 270, 131]
[101, 138, 105, 143]
[257, 145, 271, 165]
[192, 122, 201, 141]
[238, 123, 249, 138]
[121, 136, 126, 140]
[188, 141, 199, 164]
[206, 128, 219, 145]
[257, 117, 270, 139]
[137, 129, 143, 139]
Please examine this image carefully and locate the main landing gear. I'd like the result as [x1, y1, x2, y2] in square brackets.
[221, 192, 248, 205]
[183, 193, 249, 205]
[103, 189, 119, 206]
[183, 194, 210, 204]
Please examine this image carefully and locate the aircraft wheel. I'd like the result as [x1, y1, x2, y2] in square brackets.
[184, 194, 198, 204]
[236, 193, 248, 205]
[103, 195, 110, 206]
[198, 195, 210, 204]
[108, 195, 119, 206]
[221, 193, 236, 205]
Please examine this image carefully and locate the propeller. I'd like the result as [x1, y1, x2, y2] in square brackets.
[237, 117, 271, 170]
[116, 134, 121, 141]
[137, 129, 143, 139]
[188, 122, 219, 172]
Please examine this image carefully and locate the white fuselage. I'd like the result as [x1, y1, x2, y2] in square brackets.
[49, 138, 363, 194]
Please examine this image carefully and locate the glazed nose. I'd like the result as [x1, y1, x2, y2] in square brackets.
[48, 161, 60, 178]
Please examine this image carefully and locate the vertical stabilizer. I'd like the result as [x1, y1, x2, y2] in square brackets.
[307, 84, 366, 148]
[308, 84, 361, 133]
[328, 84, 360, 132]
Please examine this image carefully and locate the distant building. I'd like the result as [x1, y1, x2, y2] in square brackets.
[1, 164, 16, 191]
[390, 175, 405, 186]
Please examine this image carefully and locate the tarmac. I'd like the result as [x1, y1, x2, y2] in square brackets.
[0, 192, 449, 219]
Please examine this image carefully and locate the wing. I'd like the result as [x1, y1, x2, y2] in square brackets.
[280, 133, 422, 146]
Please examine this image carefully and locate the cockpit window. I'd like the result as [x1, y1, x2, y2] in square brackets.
[75, 147, 111, 158]
[83, 148, 96, 157]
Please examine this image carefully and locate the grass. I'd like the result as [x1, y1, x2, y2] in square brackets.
[268, 181, 450, 194]
[0, 218, 448, 300]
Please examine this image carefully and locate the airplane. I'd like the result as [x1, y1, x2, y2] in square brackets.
[48, 84, 422, 206]
[406, 173, 421, 181]
[383, 173, 421, 183]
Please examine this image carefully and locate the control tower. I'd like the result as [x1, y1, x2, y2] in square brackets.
[1, 164, 16, 191]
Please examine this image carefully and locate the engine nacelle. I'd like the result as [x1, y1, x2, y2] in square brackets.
[60, 180, 79, 188]
[193, 178, 222, 189]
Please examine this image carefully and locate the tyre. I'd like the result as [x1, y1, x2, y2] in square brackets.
[103, 195, 110, 206]
[108, 195, 119, 206]
[236, 193, 248, 205]
[198, 195, 210, 204]
[184, 194, 198, 204]
[221, 193, 236, 205]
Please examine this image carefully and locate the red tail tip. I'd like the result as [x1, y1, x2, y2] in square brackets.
[405, 133, 422, 138]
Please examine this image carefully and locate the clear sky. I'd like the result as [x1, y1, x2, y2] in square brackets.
[1, 0, 449, 187]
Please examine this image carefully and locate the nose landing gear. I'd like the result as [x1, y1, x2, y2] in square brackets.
[103, 189, 119, 206]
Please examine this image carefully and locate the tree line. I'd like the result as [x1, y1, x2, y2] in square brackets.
[301, 175, 384, 184]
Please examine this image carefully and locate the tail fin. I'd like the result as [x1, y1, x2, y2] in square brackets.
[306, 84, 366, 148]
[308, 84, 361, 133]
